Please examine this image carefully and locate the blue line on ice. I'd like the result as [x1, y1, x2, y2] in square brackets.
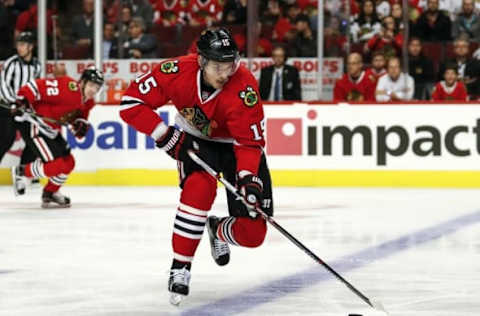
[182, 209, 480, 315]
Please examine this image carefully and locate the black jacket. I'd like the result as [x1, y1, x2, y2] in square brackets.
[413, 11, 452, 42]
[259, 64, 302, 101]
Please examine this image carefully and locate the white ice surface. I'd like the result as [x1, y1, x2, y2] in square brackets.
[1, 186, 480, 316]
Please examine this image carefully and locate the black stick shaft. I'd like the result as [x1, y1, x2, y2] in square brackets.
[188, 150, 376, 309]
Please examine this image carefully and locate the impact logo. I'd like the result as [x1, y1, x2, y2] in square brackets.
[239, 86, 258, 107]
[267, 110, 480, 166]
[160, 60, 179, 74]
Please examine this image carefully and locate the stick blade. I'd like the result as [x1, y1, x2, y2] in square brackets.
[370, 298, 389, 315]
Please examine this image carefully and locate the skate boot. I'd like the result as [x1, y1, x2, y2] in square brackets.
[41, 190, 71, 209]
[11, 165, 27, 196]
[207, 216, 230, 266]
[168, 266, 191, 306]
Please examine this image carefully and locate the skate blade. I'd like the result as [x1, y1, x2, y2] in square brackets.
[41, 202, 71, 209]
[169, 293, 186, 306]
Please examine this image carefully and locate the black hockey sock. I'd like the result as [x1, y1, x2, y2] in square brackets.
[171, 259, 191, 271]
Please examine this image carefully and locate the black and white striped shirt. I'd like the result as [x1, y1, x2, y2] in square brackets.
[0, 55, 41, 103]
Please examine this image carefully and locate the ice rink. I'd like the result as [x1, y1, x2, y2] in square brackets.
[1, 185, 480, 316]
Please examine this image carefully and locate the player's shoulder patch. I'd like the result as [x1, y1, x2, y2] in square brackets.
[68, 81, 78, 91]
[160, 60, 179, 74]
[238, 85, 258, 108]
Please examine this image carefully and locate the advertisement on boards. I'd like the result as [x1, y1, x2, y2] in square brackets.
[66, 105, 480, 172]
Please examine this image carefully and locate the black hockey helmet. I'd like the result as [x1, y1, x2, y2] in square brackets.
[197, 28, 239, 62]
[16, 31, 35, 44]
[81, 67, 105, 86]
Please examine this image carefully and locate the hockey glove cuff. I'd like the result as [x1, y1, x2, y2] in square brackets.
[237, 171, 263, 218]
[155, 126, 198, 162]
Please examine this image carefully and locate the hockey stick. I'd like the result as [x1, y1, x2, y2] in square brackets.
[0, 103, 65, 125]
[187, 150, 389, 314]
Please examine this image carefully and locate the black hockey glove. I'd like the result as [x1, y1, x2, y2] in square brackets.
[10, 98, 32, 116]
[72, 118, 90, 138]
[237, 172, 263, 218]
[155, 126, 198, 162]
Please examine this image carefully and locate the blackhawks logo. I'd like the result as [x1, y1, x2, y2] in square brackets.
[180, 105, 217, 136]
[160, 60, 179, 74]
[238, 86, 258, 107]
[68, 81, 78, 91]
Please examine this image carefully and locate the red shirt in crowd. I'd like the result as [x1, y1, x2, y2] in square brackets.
[188, 0, 223, 26]
[333, 70, 376, 102]
[431, 81, 468, 101]
[153, 0, 189, 26]
[15, 5, 54, 35]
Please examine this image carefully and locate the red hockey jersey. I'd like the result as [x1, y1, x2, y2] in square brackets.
[17, 76, 95, 130]
[153, 0, 188, 26]
[187, 0, 223, 26]
[333, 71, 376, 101]
[431, 81, 468, 101]
[119, 54, 265, 175]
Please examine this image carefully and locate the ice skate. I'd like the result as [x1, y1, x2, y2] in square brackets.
[41, 190, 71, 209]
[168, 266, 191, 306]
[207, 216, 230, 266]
[11, 165, 27, 196]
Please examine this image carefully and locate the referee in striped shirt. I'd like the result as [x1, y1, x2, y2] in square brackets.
[0, 31, 41, 167]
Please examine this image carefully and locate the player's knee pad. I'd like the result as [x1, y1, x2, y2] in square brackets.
[180, 171, 217, 210]
[61, 154, 75, 174]
[235, 217, 267, 248]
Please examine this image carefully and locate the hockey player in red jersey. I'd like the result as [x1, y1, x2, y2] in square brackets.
[10, 67, 104, 208]
[432, 64, 468, 101]
[119, 28, 273, 305]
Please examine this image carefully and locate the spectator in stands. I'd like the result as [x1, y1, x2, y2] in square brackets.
[15, 3, 54, 39]
[368, 50, 387, 81]
[130, 0, 153, 30]
[324, 14, 347, 56]
[259, 45, 302, 101]
[365, 15, 403, 58]
[376, 57, 415, 101]
[452, 0, 480, 42]
[188, 0, 223, 27]
[414, 0, 452, 42]
[123, 16, 157, 58]
[334, 52, 376, 101]
[0, 0, 15, 59]
[375, 0, 391, 19]
[153, 0, 188, 26]
[439, 36, 480, 99]
[408, 37, 434, 100]
[297, 0, 318, 17]
[103, 22, 119, 58]
[391, 3, 405, 31]
[222, 0, 247, 25]
[232, 22, 273, 57]
[417, 0, 461, 19]
[289, 14, 316, 57]
[262, 0, 282, 27]
[350, 0, 382, 43]
[118, 4, 134, 47]
[272, 3, 301, 43]
[71, 0, 94, 48]
[432, 63, 468, 101]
